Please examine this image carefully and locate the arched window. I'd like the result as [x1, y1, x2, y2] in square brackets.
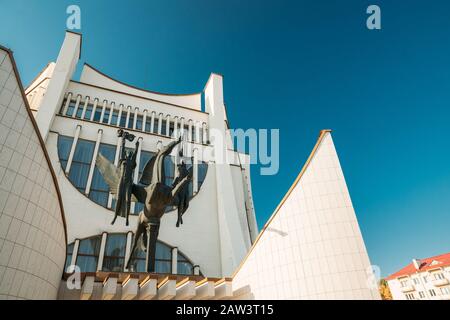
[102, 234, 127, 272]
[76, 235, 102, 272]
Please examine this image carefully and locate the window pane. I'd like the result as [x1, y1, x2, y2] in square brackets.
[68, 140, 95, 192]
[75, 103, 83, 119]
[136, 115, 143, 130]
[57, 135, 74, 171]
[89, 143, 116, 207]
[64, 243, 74, 272]
[111, 110, 119, 125]
[93, 105, 102, 122]
[84, 104, 93, 120]
[128, 113, 134, 129]
[77, 236, 102, 272]
[103, 234, 127, 272]
[120, 113, 127, 127]
[66, 100, 76, 116]
[102, 108, 110, 124]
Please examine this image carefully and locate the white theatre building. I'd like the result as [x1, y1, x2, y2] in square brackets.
[0, 31, 380, 300]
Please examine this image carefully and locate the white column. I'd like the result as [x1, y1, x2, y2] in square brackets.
[173, 116, 179, 138]
[124, 232, 133, 272]
[90, 99, 99, 121]
[158, 113, 163, 135]
[193, 148, 199, 194]
[193, 265, 200, 276]
[72, 94, 82, 118]
[80, 96, 90, 119]
[180, 117, 185, 138]
[107, 136, 123, 208]
[117, 104, 124, 126]
[165, 114, 170, 136]
[202, 122, 207, 144]
[188, 120, 193, 142]
[108, 102, 115, 125]
[142, 110, 148, 132]
[150, 111, 155, 133]
[99, 100, 107, 123]
[85, 129, 103, 195]
[61, 92, 72, 115]
[125, 106, 131, 128]
[97, 233, 108, 271]
[65, 125, 82, 174]
[133, 107, 139, 130]
[171, 247, 178, 275]
[69, 239, 80, 269]
[195, 121, 201, 144]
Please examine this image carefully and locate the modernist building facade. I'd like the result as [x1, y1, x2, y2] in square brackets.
[386, 253, 450, 300]
[0, 31, 380, 300]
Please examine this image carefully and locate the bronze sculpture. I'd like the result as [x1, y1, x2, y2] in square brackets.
[126, 137, 192, 272]
[95, 131, 193, 272]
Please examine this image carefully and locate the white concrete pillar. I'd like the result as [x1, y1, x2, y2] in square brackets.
[97, 232, 108, 271]
[195, 121, 201, 144]
[202, 122, 207, 144]
[150, 111, 156, 133]
[158, 113, 163, 135]
[80, 96, 90, 120]
[124, 231, 133, 272]
[117, 104, 124, 126]
[35, 31, 81, 141]
[142, 110, 148, 132]
[61, 92, 72, 115]
[90, 98, 99, 121]
[99, 100, 107, 123]
[165, 114, 170, 136]
[108, 102, 115, 125]
[107, 136, 123, 208]
[69, 239, 80, 270]
[173, 116, 179, 138]
[188, 120, 193, 142]
[133, 107, 139, 130]
[65, 124, 82, 174]
[125, 106, 131, 128]
[85, 129, 103, 195]
[171, 247, 178, 275]
[180, 117, 185, 138]
[71, 94, 82, 118]
[193, 148, 199, 194]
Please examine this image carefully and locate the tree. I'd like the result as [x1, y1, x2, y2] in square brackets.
[379, 279, 393, 300]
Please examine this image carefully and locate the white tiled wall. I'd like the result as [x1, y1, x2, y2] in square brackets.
[233, 132, 381, 300]
[0, 49, 66, 300]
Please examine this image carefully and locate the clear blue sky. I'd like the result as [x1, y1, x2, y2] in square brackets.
[1, 0, 450, 277]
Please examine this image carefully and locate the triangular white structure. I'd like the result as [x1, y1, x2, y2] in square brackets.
[232, 130, 381, 299]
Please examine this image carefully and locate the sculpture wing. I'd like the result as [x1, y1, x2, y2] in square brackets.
[95, 153, 120, 195]
[139, 155, 156, 186]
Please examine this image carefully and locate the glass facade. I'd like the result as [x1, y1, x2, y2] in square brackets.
[68, 139, 95, 193]
[84, 103, 93, 120]
[89, 143, 116, 207]
[67, 234, 194, 275]
[57, 135, 74, 171]
[102, 234, 127, 272]
[76, 235, 102, 272]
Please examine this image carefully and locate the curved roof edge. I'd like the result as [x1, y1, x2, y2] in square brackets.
[0, 45, 68, 245]
[232, 129, 333, 278]
[80, 63, 202, 110]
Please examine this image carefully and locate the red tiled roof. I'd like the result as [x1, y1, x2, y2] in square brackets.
[385, 252, 450, 280]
